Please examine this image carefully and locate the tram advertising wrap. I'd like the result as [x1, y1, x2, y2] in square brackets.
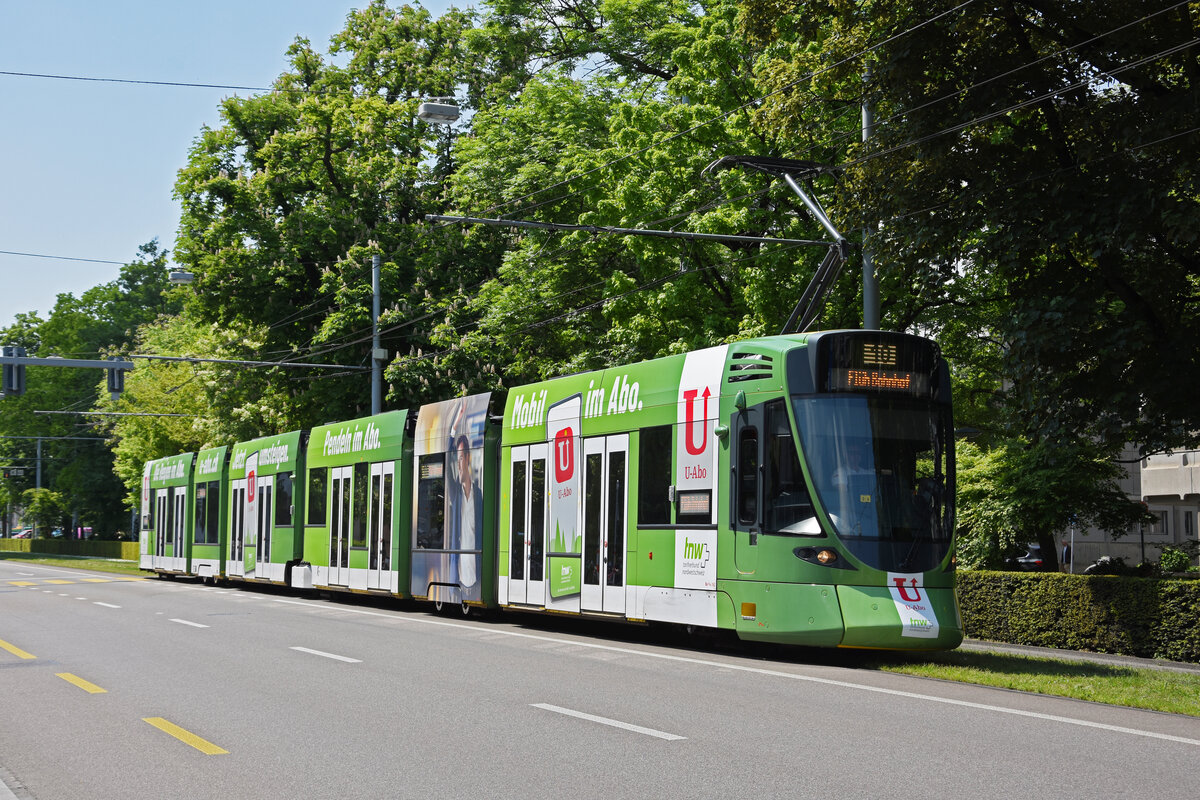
[141, 331, 962, 651]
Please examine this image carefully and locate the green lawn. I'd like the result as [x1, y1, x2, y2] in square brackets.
[862, 649, 1200, 716]
[0, 551, 143, 577]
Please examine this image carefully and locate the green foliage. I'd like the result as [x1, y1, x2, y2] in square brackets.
[173, 1, 485, 427]
[0, 242, 180, 537]
[1159, 547, 1195, 574]
[746, 0, 1200, 456]
[6, 0, 1196, 553]
[954, 437, 1149, 569]
[957, 571, 1200, 663]
[20, 488, 66, 532]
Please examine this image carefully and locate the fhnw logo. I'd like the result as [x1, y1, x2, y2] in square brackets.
[887, 572, 939, 639]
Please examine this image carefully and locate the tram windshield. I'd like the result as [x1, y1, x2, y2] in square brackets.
[792, 394, 953, 573]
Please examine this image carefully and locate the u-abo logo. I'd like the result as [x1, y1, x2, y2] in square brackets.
[554, 427, 574, 482]
[682, 387, 711, 456]
[892, 576, 923, 603]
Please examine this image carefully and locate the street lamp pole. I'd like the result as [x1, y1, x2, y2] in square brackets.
[371, 254, 383, 416]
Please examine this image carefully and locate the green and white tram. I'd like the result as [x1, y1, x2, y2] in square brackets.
[139, 452, 195, 575]
[140, 329, 960, 651]
[190, 445, 229, 580]
[498, 329, 959, 649]
[227, 430, 305, 584]
[300, 410, 412, 594]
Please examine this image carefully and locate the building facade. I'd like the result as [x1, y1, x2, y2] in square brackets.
[1068, 445, 1200, 571]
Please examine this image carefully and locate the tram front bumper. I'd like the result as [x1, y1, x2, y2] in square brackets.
[726, 581, 846, 646]
[724, 580, 963, 650]
[836, 584, 963, 650]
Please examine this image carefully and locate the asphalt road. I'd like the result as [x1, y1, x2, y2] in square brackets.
[2, 560, 1198, 799]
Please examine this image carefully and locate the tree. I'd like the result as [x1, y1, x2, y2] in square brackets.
[0, 242, 181, 537]
[744, 0, 1200, 453]
[420, 0, 856, 393]
[173, 2, 483, 428]
[955, 438, 1149, 569]
[743, 0, 1197, 556]
[21, 488, 65, 536]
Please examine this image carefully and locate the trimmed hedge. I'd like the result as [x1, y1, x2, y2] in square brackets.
[958, 571, 1200, 664]
[0, 539, 139, 561]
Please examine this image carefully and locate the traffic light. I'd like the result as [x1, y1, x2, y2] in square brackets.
[106, 356, 128, 399]
[2, 346, 27, 396]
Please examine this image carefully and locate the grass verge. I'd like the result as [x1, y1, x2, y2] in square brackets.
[861, 649, 1200, 717]
[0, 551, 143, 577]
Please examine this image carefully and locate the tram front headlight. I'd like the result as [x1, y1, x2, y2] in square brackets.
[793, 546, 844, 567]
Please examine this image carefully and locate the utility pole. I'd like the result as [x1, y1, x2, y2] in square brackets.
[371, 254, 384, 415]
[862, 63, 880, 330]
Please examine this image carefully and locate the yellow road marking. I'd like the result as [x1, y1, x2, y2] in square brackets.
[44, 580, 75, 585]
[142, 717, 228, 755]
[0, 638, 36, 659]
[81, 578, 111, 583]
[56, 673, 107, 694]
[9, 581, 36, 586]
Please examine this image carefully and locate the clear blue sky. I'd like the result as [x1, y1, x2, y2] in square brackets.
[0, 0, 454, 332]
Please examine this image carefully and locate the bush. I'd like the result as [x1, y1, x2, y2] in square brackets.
[1160, 547, 1193, 574]
[957, 571, 1200, 663]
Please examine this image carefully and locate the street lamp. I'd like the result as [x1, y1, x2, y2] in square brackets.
[168, 269, 194, 285]
[416, 99, 460, 124]
[370, 99, 462, 414]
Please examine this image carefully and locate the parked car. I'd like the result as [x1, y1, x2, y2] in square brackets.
[1004, 544, 1046, 571]
[12, 529, 32, 539]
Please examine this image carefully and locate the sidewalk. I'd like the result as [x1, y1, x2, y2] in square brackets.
[960, 638, 1200, 675]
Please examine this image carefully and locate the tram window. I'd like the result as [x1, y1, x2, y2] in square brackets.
[607, 451, 625, 586]
[416, 454, 446, 549]
[166, 488, 175, 544]
[307, 467, 327, 526]
[584, 452, 602, 584]
[638, 425, 672, 525]
[381, 471, 393, 570]
[352, 462, 368, 548]
[275, 472, 293, 526]
[195, 485, 207, 543]
[763, 400, 814, 534]
[511, 460, 526, 580]
[370, 472, 381, 569]
[530, 458, 545, 581]
[194, 481, 220, 545]
[737, 427, 759, 526]
[204, 482, 220, 544]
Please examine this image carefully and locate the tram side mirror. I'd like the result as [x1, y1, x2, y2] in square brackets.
[734, 390, 747, 412]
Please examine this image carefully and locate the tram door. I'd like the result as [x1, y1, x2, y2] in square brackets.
[367, 462, 395, 591]
[171, 489, 187, 571]
[154, 489, 169, 570]
[507, 444, 547, 606]
[255, 475, 273, 578]
[228, 479, 246, 578]
[328, 466, 353, 586]
[581, 435, 629, 615]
